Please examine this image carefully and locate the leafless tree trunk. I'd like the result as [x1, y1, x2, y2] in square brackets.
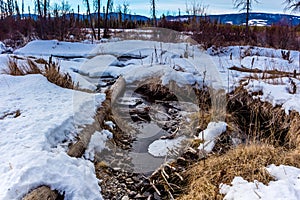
[151, 0, 156, 26]
[104, 0, 111, 38]
[36, 0, 42, 17]
[43, 0, 47, 19]
[84, 0, 96, 40]
[233, 0, 259, 41]
[15, 0, 20, 19]
[97, 0, 101, 39]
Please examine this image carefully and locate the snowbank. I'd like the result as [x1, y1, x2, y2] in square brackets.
[245, 78, 300, 114]
[0, 74, 105, 199]
[220, 164, 300, 200]
[198, 121, 227, 152]
[14, 40, 96, 57]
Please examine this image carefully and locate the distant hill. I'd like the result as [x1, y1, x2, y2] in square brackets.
[165, 13, 300, 26]
[20, 12, 300, 26]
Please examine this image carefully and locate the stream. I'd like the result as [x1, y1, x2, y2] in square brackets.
[90, 77, 199, 175]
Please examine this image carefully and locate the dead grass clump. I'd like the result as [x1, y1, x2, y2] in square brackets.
[2, 57, 78, 90]
[2, 58, 42, 75]
[227, 85, 290, 147]
[44, 62, 77, 89]
[135, 78, 178, 101]
[34, 58, 48, 64]
[179, 144, 291, 200]
[3, 58, 25, 75]
[286, 111, 300, 150]
[26, 59, 42, 74]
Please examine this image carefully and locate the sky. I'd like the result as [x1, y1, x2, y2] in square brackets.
[23, 0, 297, 17]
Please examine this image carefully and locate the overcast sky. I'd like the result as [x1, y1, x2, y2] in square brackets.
[23, 0, 297, 16]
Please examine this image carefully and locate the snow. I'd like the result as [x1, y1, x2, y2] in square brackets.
[198, 122, 227, 152]
[248, 19, 268, 27]
[0, 74, 105, 199]
[1, 36, 300, 199]
[0, 41, 6, 53]
[84, 130, 112, 161]
[104, 121, 115, 129]
[148, 136, 186, 157]
[244, 78, 300, 114]
[220, 164, 300, 200]
[0, 42, 12, 53]
[14, 40, 96, 57]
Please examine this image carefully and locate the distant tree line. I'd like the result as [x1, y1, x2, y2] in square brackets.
[0, 0, 298, 50]
[158, 15, 299, 50]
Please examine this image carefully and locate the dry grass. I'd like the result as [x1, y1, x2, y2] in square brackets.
[3, 58, 26, 75]
[44, 62, 78, 89]
[227, 85, 291, 147]
[179, 144, 300, 200]
[2, 58, 42, 75]
[229, 65, 299, 78]
[286, 111, 300, 150]
[178, 84, 300, 200]
[2, 57, 78, 90]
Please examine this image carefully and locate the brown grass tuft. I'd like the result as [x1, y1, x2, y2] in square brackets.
[3, 58, 25, 75]
[179, 144, 300, 200]
[2, 58, 42, 75]
[2, 57, 78, 90]
[44, 62, 78, 89]
[26, 59, 42, 74]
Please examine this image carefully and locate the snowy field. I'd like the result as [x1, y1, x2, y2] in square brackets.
[0, 37, 299, 199]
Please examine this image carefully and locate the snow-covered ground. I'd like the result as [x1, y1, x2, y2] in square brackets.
[0, 36, 299, 199]
[0, 74, 105, 199]
[220, 164, 300, 200]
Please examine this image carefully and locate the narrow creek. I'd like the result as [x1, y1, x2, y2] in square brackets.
[82, 74, 201, 199]
[94, 80, 199, 174]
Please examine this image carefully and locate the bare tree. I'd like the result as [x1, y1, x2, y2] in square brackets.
[186, 0, 208, 16]
[123, 1, 129, 15]
[233, 0, 259, 40]
[150, 0, 156, 26]
[43, 0, 47, 18]
[97, 0, 101, 39]
[0, 0, 7, 18]
[284, 0, 300, 12]
[35, 0, 42, 17]
[104, 0, 113, 38]
[7, 0, 14, 16]
[93, 0, 101, 39]
[83, 0, 96, 40]
[21, 0, 24, 18]
[15, 0, 20, 19]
